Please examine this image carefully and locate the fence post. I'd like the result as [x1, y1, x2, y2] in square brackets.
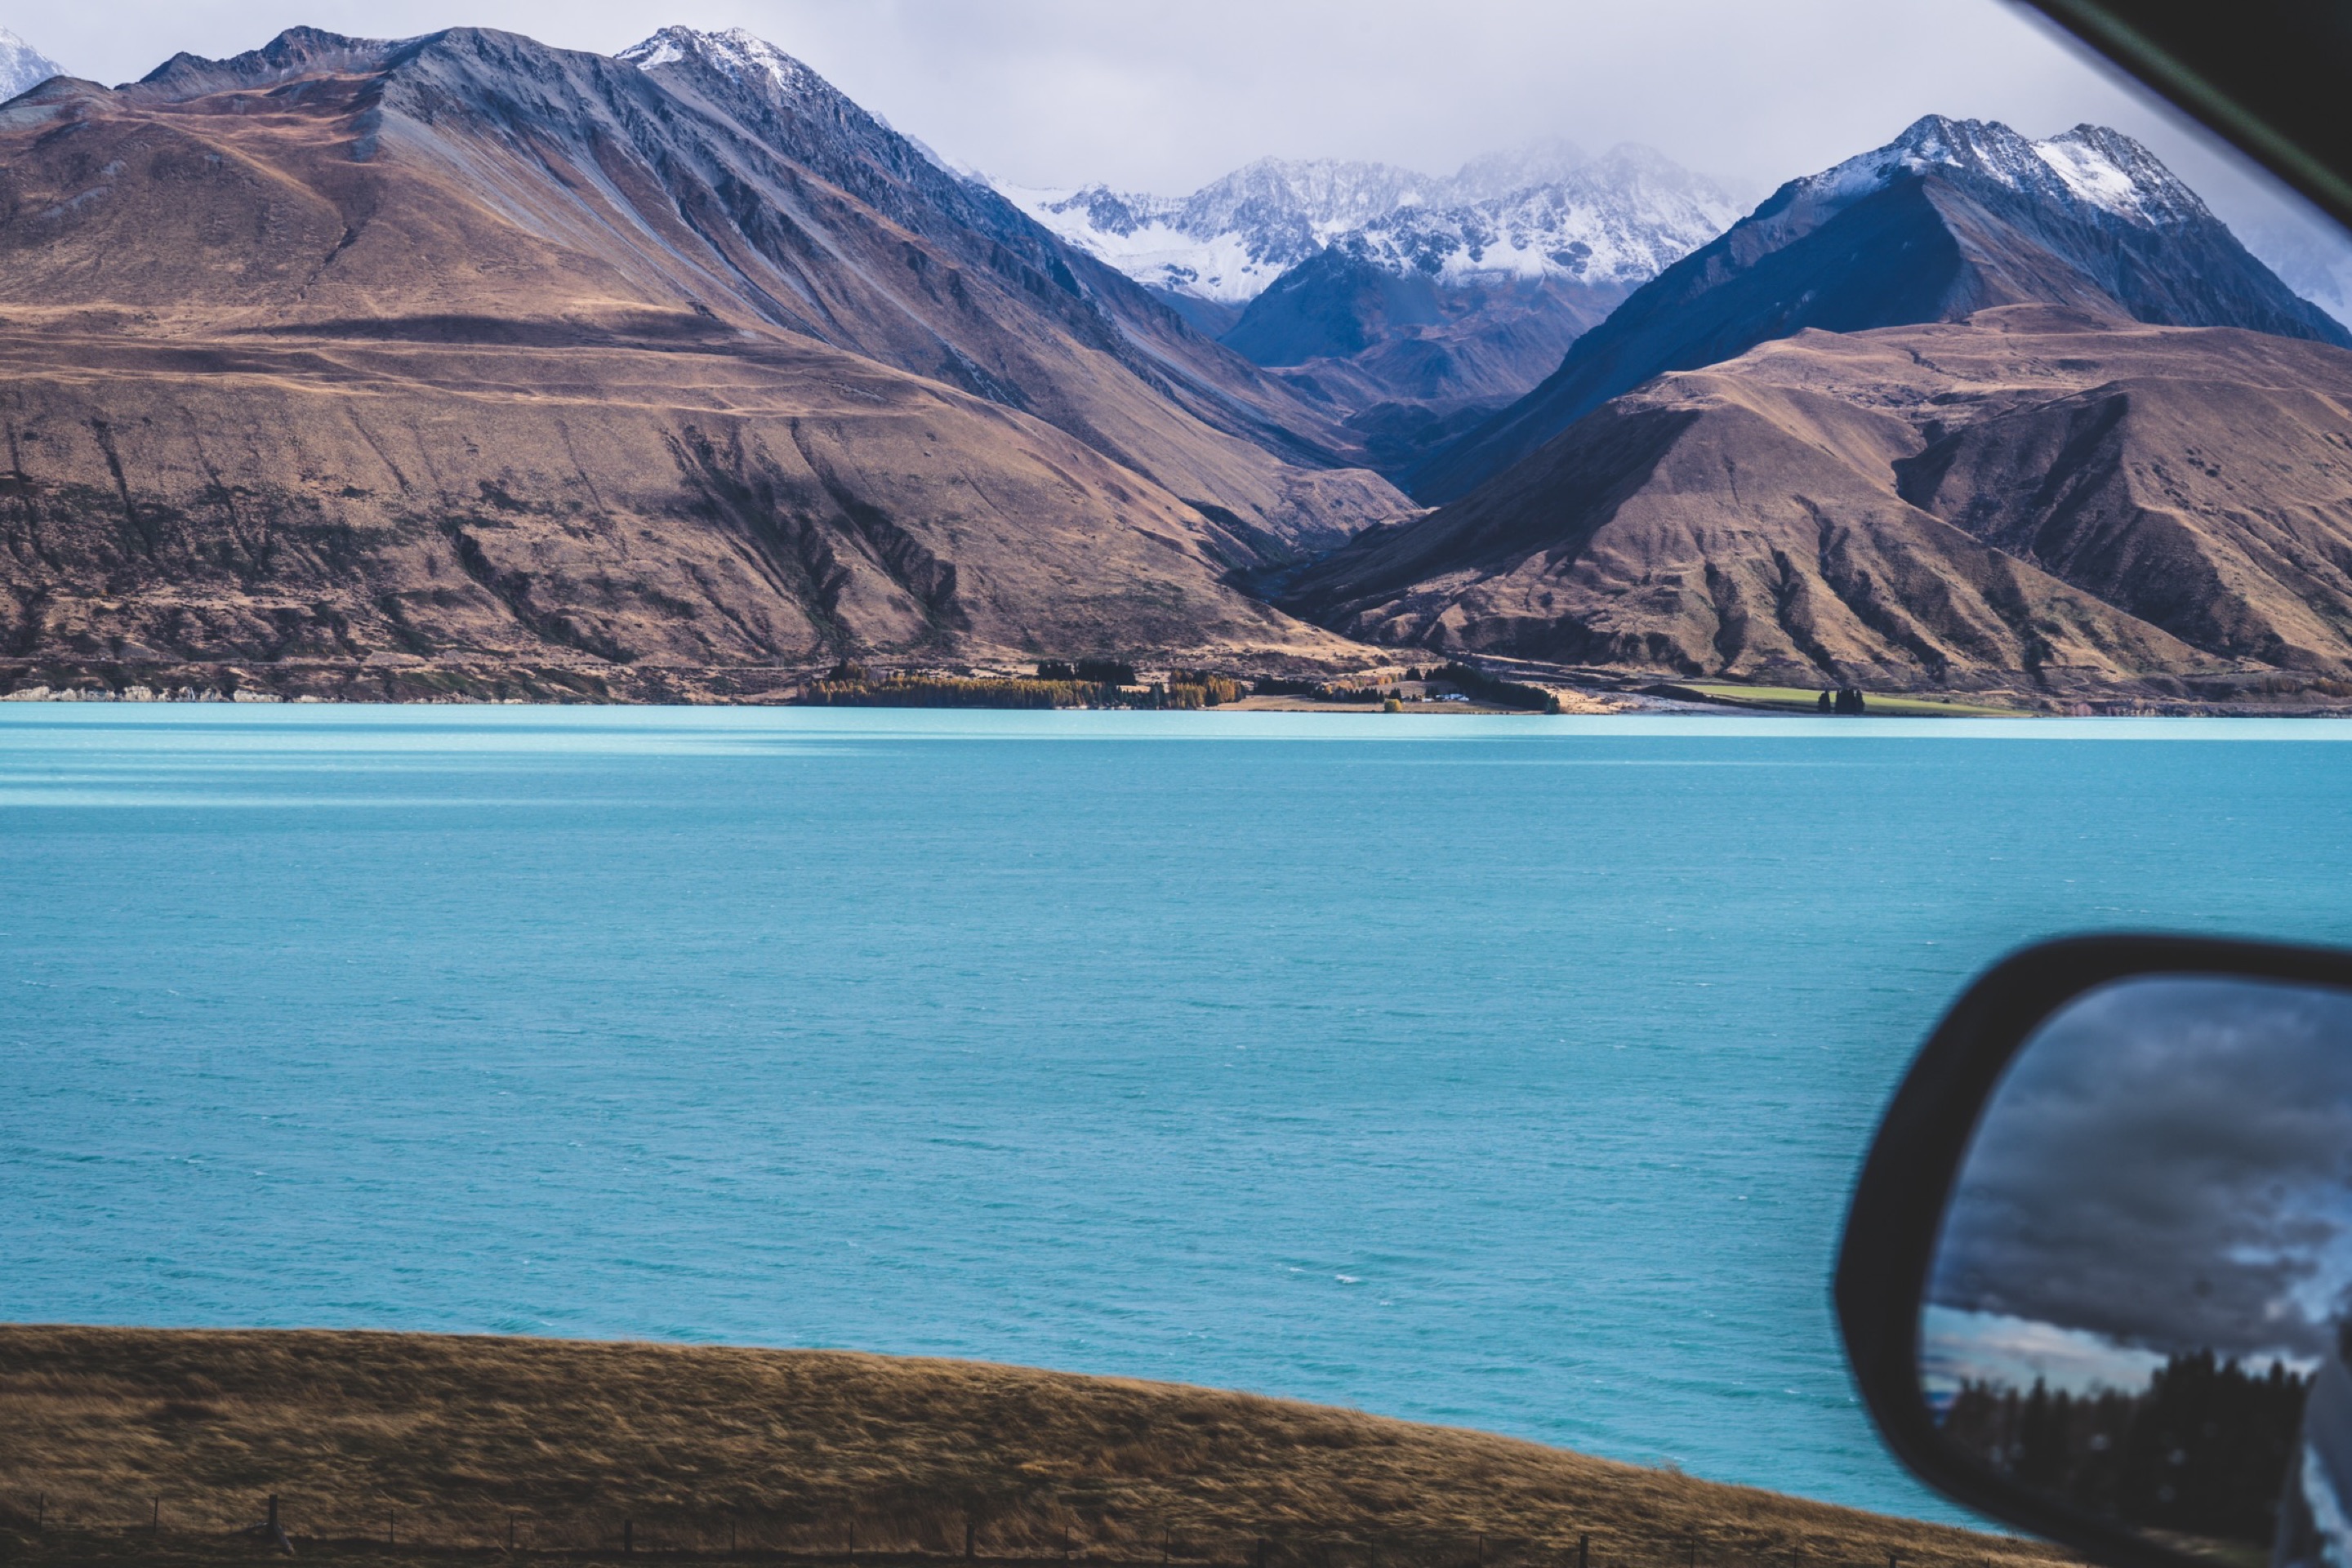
[967, 1517, 978, 1561]
[152, 1498, 160, 1532]
[1477, 1534, 1485, 1567]
[625, 1519, 634, 1556]
[1577, 1534, 1589, 1568]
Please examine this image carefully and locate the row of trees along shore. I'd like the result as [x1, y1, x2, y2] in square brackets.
[799, 664, 1559, 713]
[1937, 1350, 2308, 1544]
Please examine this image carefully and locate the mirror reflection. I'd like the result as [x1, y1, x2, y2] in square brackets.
[1920, 975, 2352, 1566]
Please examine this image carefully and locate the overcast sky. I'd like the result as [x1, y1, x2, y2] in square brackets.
[1931, 976, 2352, 1366]
[17, 0, 2352, 305]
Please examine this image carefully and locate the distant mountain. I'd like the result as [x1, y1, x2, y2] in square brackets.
[1222, 257, 1627, 479]
[1000, 143, 1737, 316]
[1410, 115, 2352, 504]
[1005, 158, 1461, 305]
[0, 24, 1404, 700]
[0, 27, 61, 100]
[1232, 147, 1737, 452]
[1004, 144, 1741, 481]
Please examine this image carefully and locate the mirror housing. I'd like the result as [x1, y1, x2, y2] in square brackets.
[1838, 933, 2352, 1568]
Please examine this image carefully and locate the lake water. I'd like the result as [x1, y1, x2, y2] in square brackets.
[7, 706, 2352, 1525]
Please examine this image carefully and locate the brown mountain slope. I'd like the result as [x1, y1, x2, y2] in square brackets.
[0, 333, 1369, 695]
[0, 1326, 2071, 1568]
[1894, 376, 2352, 670]
[0, 28, 1410, 693]
[1284, 308, 2352, 697]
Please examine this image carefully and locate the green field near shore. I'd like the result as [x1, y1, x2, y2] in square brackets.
[1664, 684, 2029, 718]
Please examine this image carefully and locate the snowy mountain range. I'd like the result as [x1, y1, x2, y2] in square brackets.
[0, 27, 63, 100]
[998, 140, 1741, 306]
[988, 141, 1748, 470]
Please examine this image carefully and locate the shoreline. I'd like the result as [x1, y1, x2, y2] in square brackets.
[4, 659, 2350, 719]
[7, 684, 2351, 719]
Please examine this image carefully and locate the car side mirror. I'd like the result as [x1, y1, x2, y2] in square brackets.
[1838, 935, 2352, 1568]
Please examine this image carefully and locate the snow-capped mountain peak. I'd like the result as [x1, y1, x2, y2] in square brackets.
[1783, 114, 2209, 232]
[618, 26, 825, 104]
[0, 27, 65, 100]
[1000, 140, 1740, 305]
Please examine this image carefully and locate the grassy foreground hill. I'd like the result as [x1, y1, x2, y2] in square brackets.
[0, 1329, 2069, 1568]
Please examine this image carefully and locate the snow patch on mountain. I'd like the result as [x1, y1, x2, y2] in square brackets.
[0, 27, 65, 100]
[620, 25, 825, 103]
[1000, 141, 1740, 305]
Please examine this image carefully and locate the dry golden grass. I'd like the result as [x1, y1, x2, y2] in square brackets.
[0, 1328, 2069, 1568]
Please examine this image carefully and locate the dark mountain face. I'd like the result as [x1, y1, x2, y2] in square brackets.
[1217, 245, 1630, 486]
[1409, 116, 2352, 505]
[1148, 290, 1243, 340]
[0, 24, 1408, 693]
[1223, 247, 1450, 366]
[1223, 247, 1628, 399]
[1283, 308, 2352, 700]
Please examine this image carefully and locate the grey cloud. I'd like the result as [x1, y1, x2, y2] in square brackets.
[1930, 976, 2352, 1362]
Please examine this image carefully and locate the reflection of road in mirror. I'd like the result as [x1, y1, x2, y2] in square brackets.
[1918, 976, 2352, 1562]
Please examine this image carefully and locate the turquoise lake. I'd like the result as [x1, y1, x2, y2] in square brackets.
[7, 706, 2352, 1523]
